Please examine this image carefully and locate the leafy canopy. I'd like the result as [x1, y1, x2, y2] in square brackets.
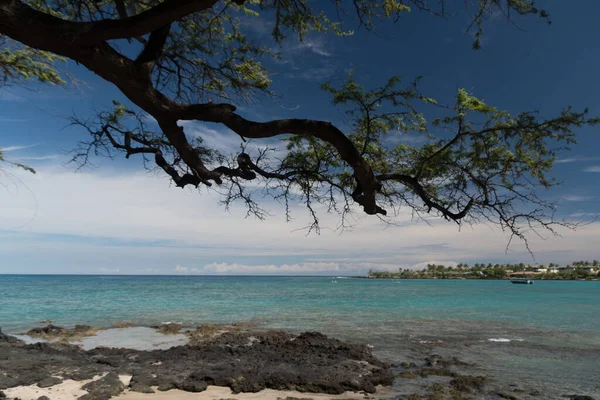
[0, 0, 595, 250]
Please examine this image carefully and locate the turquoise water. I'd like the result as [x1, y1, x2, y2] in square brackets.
[1, 275, 599, 398]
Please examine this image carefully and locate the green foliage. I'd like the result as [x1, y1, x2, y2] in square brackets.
[0, 36, 65, 86]
[469, 0, 551, 50]
[0, 0, 594, 244]
[368, 260, 600, 281]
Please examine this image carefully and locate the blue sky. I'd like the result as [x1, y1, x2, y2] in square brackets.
[1, 0, 600, 275]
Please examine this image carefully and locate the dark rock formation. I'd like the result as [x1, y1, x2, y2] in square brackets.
[26, 324, 69, 337]
[0, 328, 23, 345]
[37, 376, 63, 388]
[0, 329, 392, 396]
[79, 372, 125, 400]
[128, 375, 155, 393]
[449, 375, 487, 393]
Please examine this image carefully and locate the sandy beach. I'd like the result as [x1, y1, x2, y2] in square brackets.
[3, 372, 391, 400]
[4, 381, 391, 400]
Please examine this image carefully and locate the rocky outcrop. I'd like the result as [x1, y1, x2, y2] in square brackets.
[25, 324, 98, 341]
[0, 328, 393, 396]
[37, 376, 63, 388]
[79, 372, 125, 400]
[0, 328, 23, 345]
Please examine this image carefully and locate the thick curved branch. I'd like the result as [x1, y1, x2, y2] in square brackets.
[0, 0, 221, 45]
[176, 103, 383, 214]
[135, 23, 171, 67]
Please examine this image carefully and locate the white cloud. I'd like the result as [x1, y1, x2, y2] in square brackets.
[202, 260, 461, 275]
[135, 268, 159, 273]
[296, 37, 331, 57]
[17, 155, 60, 161]
[174, 265, 200, 274]
[562, 195, 593, 202]
[179, 121, 289, 158]
[583, 166, 600, 172]
[556, 156, 600, 163]
[2, 163, 600, 273]
[569, 212, 600, 219]
[97, 267, 120, 273]
[1, 144, 37, 152]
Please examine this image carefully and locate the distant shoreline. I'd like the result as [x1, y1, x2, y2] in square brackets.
[348, 276, 600, 281]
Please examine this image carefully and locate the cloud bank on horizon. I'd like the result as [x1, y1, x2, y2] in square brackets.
[0, 161, 599, 275]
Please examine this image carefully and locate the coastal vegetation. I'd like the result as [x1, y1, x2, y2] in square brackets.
[1, 0, 598, 248]
[367, 260, 600, 280]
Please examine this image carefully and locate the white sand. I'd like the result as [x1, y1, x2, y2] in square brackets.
[2, 378, 94, 400]
[119, 385, 391, 400]
[2, 374, 132, 400]
[3, 381, 390, 400]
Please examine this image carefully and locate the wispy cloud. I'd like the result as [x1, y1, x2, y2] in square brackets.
[0, 117, 28, 123]
[556, 156, 600, 164]
[174, 265, 200, 274]
[3, 164, 600, 274]
[17, 155, 60, 161]
[296, 37, 331, 57]
[562, 195, 593, 202]
[202, 260, 461, 275]
[569, 212, 600, 218]
[180, 121, 288, 158]
[583, 166, 600, 172]
[1, 144, 37, 152]
[97, 267, 120, 273]
[135, 268, 159, 274]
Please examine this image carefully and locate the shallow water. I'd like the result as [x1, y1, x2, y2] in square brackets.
[1, 275, 598, 398]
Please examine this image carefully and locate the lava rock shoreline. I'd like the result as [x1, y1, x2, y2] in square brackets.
[0, 327, 393, 399]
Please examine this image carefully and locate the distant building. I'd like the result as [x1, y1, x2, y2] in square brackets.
[510, 271, 542, 276]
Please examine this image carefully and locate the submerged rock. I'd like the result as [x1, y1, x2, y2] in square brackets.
[151, 323, 183, 335]
[26, 324, 69, 337]
[25, 324, 99, 342]
[0, 327, 393, 395]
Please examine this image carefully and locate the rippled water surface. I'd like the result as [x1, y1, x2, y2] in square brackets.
[1, 275, 598, 398]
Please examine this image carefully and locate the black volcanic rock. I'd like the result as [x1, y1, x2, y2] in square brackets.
[0, 328, 393, 395]
[79, 372, 125, 400]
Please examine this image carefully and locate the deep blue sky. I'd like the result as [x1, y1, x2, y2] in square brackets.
[1, 0, 599, 274]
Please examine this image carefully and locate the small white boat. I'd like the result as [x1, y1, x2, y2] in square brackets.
[510, 278, 533, 284]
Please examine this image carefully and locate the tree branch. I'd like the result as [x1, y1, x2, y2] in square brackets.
[135, 23, 171, 67]
[0, 0, 221, 45]
[175, 102, 383, 214]
[377, 172, 473, 221]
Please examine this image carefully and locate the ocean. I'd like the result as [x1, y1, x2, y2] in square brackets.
[0, 275, 598, 399]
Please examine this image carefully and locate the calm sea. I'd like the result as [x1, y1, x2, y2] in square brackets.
[0, 275, 598, 398]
